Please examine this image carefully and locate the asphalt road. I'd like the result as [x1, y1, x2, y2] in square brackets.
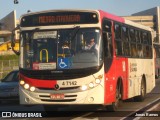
[0, 78, 160, 120]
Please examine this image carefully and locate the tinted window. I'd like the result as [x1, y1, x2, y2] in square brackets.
[129, 28, 136, 42]
[122, 26, 129, 41]
[2, 71, 19, 82]
[115, 24, 121, 40]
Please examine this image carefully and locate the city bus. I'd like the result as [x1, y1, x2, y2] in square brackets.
[154, 44, 160, 79]
[11, 9, 155, 111]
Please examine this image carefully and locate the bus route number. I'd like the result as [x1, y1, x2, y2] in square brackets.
[62, 81, 77, 86]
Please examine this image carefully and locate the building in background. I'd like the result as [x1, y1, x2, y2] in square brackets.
[0, 10, 19, 54]
[0, 7, 160, 54]
[123, 6, 160, 44]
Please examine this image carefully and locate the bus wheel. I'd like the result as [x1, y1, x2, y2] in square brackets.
[134, 78, 146, 102]
[106, 83, 121, 111]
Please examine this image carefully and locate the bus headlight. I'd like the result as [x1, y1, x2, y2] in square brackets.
[20, 80, 25, 85]
[30, 86, 36, 92]
[95, 78, 101, 84]
[89, 82, 94, 88]
[20, 80, 36, 92]
[81, 85, 87, 91]
[24, 83, 30, 89]
[95, 75, 103, 84]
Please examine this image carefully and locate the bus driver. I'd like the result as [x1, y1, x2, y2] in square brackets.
[84, 38, 98, 50]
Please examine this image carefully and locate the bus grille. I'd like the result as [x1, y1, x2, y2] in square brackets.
[37, 86, 80, 91]
[41, 99, 76, 102]
[39, 95, 77, 102]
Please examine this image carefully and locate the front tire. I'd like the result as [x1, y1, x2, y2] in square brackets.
[106, 83, 122, 111]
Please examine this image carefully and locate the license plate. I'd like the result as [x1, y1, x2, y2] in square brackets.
[50, 94, 64, 100]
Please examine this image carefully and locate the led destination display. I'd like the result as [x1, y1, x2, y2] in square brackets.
[20, 11, 99, 27]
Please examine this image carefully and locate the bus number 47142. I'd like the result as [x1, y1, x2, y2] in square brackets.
[62, 81, 77, 86]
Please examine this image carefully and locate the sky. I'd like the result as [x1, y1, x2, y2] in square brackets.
[0, 0, 160, 19]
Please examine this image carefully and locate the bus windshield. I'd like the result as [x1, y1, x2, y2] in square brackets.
[20, 28, 103, 70]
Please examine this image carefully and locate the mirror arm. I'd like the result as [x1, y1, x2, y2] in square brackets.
[11, 25, 20, 55]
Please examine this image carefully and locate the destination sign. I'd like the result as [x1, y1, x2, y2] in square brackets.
[33, 31, 57, 39]
[20, 11, 99, 27]
[39, 15, 80, 24]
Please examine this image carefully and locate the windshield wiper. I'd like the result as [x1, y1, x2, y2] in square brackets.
[29, 28, 40, 41]
[70, 26, 80, 42]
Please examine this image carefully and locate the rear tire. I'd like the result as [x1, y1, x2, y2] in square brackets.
[134, 78, 146, 102]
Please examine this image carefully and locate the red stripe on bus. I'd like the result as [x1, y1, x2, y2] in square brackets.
[20, 74, 57, 88]
[99, 10, 125, 23]
[104, 58, 129, 104]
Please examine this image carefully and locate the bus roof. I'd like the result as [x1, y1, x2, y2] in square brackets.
[124, 19, 152, 31]
[20, 9, 153, 32]
[98, 10, 152, 31]
[20, 9, 99, 18]
[98, 10, 125, 23]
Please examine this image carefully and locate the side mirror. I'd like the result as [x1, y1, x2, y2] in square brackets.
[11, 26, 20, 55]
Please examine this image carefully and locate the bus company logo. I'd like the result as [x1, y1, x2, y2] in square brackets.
[130, 63, 137, 72]
[54, 84, 60, 90]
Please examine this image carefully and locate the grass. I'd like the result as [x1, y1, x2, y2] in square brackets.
[0, 55, 19, 79]
[0, 54, 19, 60]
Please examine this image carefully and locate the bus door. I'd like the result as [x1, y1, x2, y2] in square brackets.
[102, 19, 115, 103]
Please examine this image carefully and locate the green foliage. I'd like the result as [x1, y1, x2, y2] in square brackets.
[0, 55, 19, 60]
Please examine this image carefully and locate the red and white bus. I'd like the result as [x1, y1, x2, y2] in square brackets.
[11, 9, 155, 111]
[154, 44, 160, 79]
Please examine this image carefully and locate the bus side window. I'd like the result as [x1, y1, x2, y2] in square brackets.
[122, 26, 130, 56]
[135, 30, 141, 44]
[115, 23, 122, 56]
[131, 44, 137, 57]
[104, 33, 113, 57]
[129, 28, 136, 42]
[115, 24, 121, 40]
[102, 20, 113, 58]
[122, 26, 129, 42]
[129, 28, 137, 57]
[142, 32, 148, 44]
[137, 45, 143, 58]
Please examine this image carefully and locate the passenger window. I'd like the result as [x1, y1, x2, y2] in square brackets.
[102, 19, 113, 58]
[145, 46, 152, 58]
[143, 45, 147, 57]
[131, 44, 137, 57]
[122, 26, 129, 41]
[123, 42, 130, 56]
[142, 32, 148, 44]
[115, 23, 122, 56]
[148, 33, 152, 45]
[129, 28, 136, 42]
[115, 24, 121, 40]
[136, 31, 141, 43]
[137, 45, 143, 58]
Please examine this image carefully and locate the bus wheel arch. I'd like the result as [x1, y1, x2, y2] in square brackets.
[106, 77, 123, 111]
[134, 75, 146, 102]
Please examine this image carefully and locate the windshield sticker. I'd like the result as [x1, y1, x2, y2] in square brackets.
[33, 63, 56, 70]
[58, 58, 71, 69]
[33, 31, 57, 39]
